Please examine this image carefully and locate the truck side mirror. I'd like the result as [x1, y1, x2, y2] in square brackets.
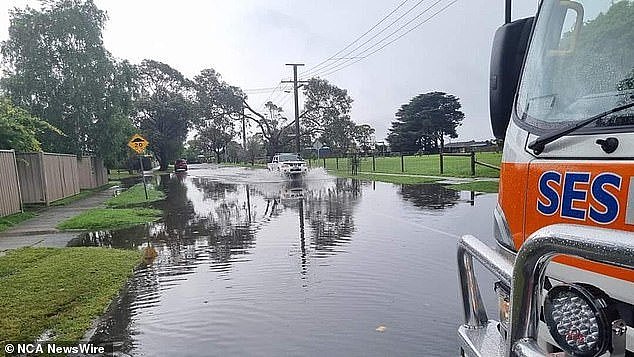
[490, 17, 534, 139]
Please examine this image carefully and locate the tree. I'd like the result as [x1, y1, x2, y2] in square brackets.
[303, 78, 354, 153]
[243, 77, 355, 156]
[387, 92, 464, 153]
[134, 59, 193, 170]
[192, 68, 244, 162]
[244, 134, 266, 164]
[353, 124, 375, 153]
[194, 125, 234, 163]
[0, 98, 62, 151]
[243, 100, 295, 157]
[1, 0, 135, 161]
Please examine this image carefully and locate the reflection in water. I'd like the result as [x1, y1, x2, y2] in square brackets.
[304, 179, 361, 254]
[82, 166, 493, 356]
[398, 184, 461, 210]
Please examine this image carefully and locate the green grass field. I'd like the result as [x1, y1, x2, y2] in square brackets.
[310, 152, 502, 178]
[0, 247, 140, 342]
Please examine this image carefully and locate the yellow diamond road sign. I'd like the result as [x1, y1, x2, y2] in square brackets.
[128, 134, 149, 154]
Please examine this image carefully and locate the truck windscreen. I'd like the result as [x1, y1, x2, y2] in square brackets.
[516, 0, 634, 131]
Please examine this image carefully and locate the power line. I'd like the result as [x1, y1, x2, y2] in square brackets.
[301, 0, 430, 78]
[309, 0, 445, 78]
[243, 86, 285, 93]
[319, 0, 458, 78]
[300, 0, 410, 77]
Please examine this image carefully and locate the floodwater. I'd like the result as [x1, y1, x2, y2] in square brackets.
[71, 164, 499, 356]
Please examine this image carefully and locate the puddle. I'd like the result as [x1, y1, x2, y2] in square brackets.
[78, 164, 498, 356]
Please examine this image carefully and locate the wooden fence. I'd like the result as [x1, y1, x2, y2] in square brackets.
[16, 152, 80, 205]
[0, 150, 22, 217]
[78, 156, 108, 189]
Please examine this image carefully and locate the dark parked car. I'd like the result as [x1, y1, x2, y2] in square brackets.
[175, 159, 188, 172]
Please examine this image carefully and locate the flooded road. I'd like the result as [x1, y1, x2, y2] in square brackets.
[74, 164, 499, 356]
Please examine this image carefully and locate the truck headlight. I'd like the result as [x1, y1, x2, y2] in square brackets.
[543, 284, 616, 357]
[494, 281, 510, 339]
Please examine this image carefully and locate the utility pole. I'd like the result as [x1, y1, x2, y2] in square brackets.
[242, 106, 247, 149]
[282, 63, 308, 154]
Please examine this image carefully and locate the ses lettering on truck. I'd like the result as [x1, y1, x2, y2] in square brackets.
[499, 162, 634, 282]
[537, 171, 622, 225]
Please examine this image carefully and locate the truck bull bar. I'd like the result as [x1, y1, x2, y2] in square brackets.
[457, 224, 634, 357]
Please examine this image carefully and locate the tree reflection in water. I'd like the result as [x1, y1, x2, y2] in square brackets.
[303, 178, 362, 255]
[89, 174, 364, 352]
[398, 183, 461, 210]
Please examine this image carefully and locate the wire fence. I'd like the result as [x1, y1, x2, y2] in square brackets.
[307, 151, 501, 178]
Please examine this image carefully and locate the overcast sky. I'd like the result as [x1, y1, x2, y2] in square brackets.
[0, 0, 538, 142]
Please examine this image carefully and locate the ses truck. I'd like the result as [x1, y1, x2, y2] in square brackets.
[457, 1, 633, 356]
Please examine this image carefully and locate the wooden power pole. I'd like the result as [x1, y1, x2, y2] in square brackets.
[282, 63, 308, 154]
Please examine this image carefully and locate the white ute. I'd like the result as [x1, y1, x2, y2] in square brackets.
[267, 153, 308, 177]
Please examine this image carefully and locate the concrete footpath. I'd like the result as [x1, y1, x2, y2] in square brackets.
[0, 187, 116, 252]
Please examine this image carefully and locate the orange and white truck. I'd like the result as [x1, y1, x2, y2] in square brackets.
[457, 1, 633, 356]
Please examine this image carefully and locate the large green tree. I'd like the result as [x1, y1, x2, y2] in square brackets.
[387, 92, 464, 153]
[193, 68, 244, 162]
[244, 78, 357, 156]
[1, 0, 135, 165]
[353, 124, 375, 153]
[243, 100, 295, 156]
[303, 78, 354, 153]
[0, 98, 62, 151]
[134, 60, 193, 170]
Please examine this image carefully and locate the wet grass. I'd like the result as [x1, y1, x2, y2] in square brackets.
[57, 208, 161, 230]
[0, 247, 140, 343]
[105, 183, 165, 208]
[108, 170, 140, 181]
[332, 171, 439, 185]
[445, 181, 499, 193]
[311, 152, 502, 178]
[0, 212, 37, 233]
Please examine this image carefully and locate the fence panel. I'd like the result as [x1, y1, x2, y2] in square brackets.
[78, 156, 95, 189]
[17, 152, 80, 204]
[0, 150, 22, 217]
[94, 157, 108, 187]
[16, 152, 46, 204]
[78, 156, 108, 189]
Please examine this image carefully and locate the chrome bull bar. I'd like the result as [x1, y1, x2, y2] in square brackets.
[457, 224, 634, 357]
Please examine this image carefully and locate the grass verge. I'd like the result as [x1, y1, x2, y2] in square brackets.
[324, 168, 499, 192]
[57, 208, 162, 230]
[0, 247, 140, 343]
[105, 183, 165, 208]
[0, 212, 37, 233]
[329, 170, 439, 185]
[445, 181, 499, 193]
[108, 171, 140, 181]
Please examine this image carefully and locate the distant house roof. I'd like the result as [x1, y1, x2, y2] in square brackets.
[444, 140, 493, 148]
